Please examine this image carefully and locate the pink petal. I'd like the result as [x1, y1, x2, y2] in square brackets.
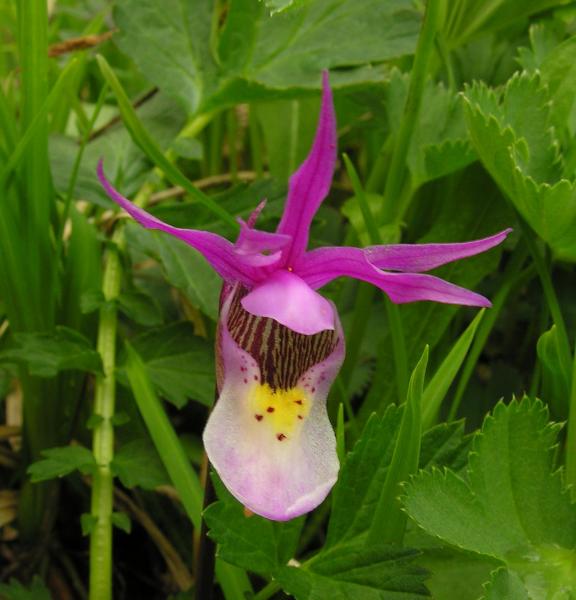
[366, 229, 512, 272]
[296, 246, 492, 307]
[276, 71, 337, 265]
[234, 219, 292, 267]
[98, 160, 265, 284]
[241, 270, 335, 335]
[203, 284, 344, 521]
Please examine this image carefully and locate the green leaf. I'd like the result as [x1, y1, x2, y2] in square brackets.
[481, 568, 530, 600]
[112, 511, 132, 534]
[463, 72, 576, 261]
[28, 445, 97, 482]
[114, 0, 217, 115]
[403, 398, 576, 595]
[111, 439, 169, 490]
[118, 290, 163, 326]
[123, 322, 215, 408]
[81, 513, 98, 536]
[0, 326, 102, 377]
[126, 223, 221, 321]
[204, 476, 304, 576]
[422, 310, 484, 429]
[367, 347, 428, 545]
[276, 542, 430, 600]
[326, 406, 402, 546]
[537, 324, 572, 415]
[0, 576, 52, 600]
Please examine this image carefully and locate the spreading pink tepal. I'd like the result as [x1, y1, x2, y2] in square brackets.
[98, 72, 510, 521]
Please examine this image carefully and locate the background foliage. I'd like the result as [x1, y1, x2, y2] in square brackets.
[1, 0, 576, 598]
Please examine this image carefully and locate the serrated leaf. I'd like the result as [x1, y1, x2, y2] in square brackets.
[403, 398, 576, 595]
[326, 406, 402, 546]
[481, 568, 529, 600]
[121, 322, 215, 408]
[204, 476, 303, 576]
[0, 576, 52, 600]
[0, 326, 102, 377]
[28, 446, 97, 482]
[463, 73, 576, 261]
[111, 439, 169, 490]
[112, 511, 132, 534]
[276, 542, 430, 600]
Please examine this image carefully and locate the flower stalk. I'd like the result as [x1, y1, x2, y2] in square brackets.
[89, 226, 123, 600]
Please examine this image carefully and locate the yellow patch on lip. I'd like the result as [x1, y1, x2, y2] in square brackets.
[249, 383, 311, 440]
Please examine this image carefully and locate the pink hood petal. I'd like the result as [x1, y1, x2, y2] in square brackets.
[241, 270, 335, 335]
[276, 71, 337, 265]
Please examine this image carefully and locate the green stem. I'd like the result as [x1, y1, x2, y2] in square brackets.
[89, 227, 123, 600]
[519, 220, 572, 381]
[379, 0, 442, 224]
[227, 108, 239, 184]
[567, 344, 576, 490]
[249, 106, 264, 178]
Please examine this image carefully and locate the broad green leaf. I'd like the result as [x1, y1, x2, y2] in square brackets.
[126, 223, 221, 321]
[121, 322, 215, 408]
[254, 97, 319, 181]
[368, 347, 428, 545]
[481, 569, 529, 600]
[114, 0, 420, 112]
[0, 326, 102, 377]
[276, 542, 430, 600]
[204, 476, 304, 576]
[27, 446, 97, 482]
[463, 72, 576, 261]
[111, 439, 169, 490]
[260, 0, 304, 14]
[403, 398, 576, 595]
[118, 290, 163, 327]
[422, 310, 484, 429]
[0, 577, 52, 600]
[114, 0, 217, 115]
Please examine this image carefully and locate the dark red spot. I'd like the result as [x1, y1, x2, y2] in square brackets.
[277, 433, 286, 441]
[243, 378, 248, 384]
[254, 375, 258, 381]
[240, 366, 246, 372]
[311, 387, 316, 393]
[294, 399, 303, 405]
[266, 406, 275, 413]
[255, 414, 263, 421]
[297, 415, 303, 420]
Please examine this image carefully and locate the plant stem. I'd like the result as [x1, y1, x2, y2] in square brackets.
[89, 226, 123, 600]
[253, 581, 281, 600]
[194, 455, 217, 600]
[567, 339, 576, 491]
[379, 0, 443, 225]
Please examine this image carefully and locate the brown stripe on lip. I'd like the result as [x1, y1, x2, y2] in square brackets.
[226, 284, 338, 390]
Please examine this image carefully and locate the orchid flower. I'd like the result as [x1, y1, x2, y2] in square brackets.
[98, 73, 510, 521]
